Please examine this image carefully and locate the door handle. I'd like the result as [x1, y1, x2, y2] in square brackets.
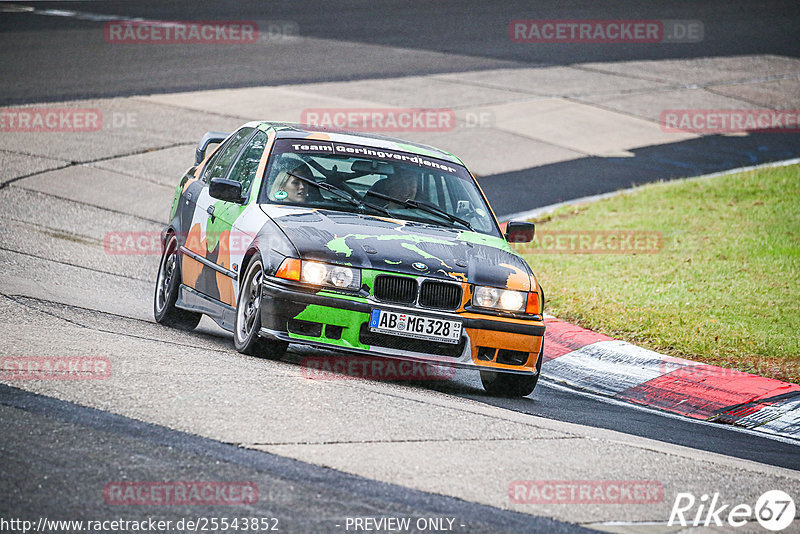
[207, 205, 215, 221]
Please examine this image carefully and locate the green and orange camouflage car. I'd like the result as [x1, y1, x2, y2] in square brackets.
[154, 122, 545, 396]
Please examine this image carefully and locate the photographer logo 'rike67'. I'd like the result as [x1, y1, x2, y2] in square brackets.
[669, 490, 795, 531]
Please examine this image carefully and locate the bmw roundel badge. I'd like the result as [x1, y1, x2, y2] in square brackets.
[412, 262, 428, 271]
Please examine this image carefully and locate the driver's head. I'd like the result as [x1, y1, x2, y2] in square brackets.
[387, 168, 418, 201]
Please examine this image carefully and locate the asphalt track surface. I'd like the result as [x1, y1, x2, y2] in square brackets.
[2, 1, 800, 532]
[1, 0, 799, 103]
[0, 384, 590, 533]
[486, 133, 800, 217]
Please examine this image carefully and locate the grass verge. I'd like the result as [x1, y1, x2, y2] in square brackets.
[515, 163, 800, 384]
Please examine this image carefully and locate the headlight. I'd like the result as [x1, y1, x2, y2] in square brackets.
[300, 261, 360, 291]
[473, 285, 527, 313]
[275, 258, 361, 291]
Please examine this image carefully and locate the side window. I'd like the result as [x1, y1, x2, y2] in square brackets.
[201, 128, 254, 183]
[227, 130, 267, 196]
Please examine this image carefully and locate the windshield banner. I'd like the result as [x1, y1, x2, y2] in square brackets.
[288, 142, 459, 174]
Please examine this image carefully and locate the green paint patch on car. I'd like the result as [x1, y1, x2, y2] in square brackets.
[291, 304, 371, 350]
[206, 201, 247, 252]
[169, 185, 182, 221]
[326, 238, 353, 256]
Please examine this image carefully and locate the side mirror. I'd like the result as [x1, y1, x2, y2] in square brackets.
[209, 178, 244, 203]
[505, 221, 535, 243]
[195, 131, 230, 165]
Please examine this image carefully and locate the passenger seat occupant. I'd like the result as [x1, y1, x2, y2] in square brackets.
[270, 162, 312, 203]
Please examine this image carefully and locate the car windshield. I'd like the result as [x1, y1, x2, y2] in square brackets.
[259, 139, 501, 236]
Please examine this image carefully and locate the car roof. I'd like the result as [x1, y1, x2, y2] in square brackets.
[241, 121, 465, 166]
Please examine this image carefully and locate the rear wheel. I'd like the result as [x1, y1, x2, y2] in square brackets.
[153, 234, 201, 330]
[480, 340, 543, 397]
[234, 255, 288, 360]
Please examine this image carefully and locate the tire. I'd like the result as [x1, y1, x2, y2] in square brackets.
[480, 340, 544, 397]
[154, 234, 202, 330]
[234, 255, 288, 360]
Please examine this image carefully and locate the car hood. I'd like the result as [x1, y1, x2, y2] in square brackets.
[263, 207, 533, 290]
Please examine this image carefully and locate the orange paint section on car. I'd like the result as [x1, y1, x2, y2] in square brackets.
[215, 229, 236, 306]
[216, 271, 236, 306]
[181, 255, 203, 289]
[184, 223, 205, 257]
[459, 311, 543, 370]
[459, 282, 472, 309]
[304, 132, 332, 141]
[499, 262, 532, 291]
[448, 272, 468, 283]
[466, 327, 542, 370]
[181, 223, 204, 288]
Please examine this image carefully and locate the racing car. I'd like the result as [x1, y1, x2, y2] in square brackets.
[154, 122, 545, 396]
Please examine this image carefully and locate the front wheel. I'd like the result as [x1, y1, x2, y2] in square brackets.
[154, 234, 201, 330]
[234, 255, 288, 360]
[480, 340, 543, 397]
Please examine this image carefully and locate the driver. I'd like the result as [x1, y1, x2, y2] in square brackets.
[368, 168, 418, 208]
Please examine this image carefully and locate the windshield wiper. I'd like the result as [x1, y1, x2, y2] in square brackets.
[287, 172, 389, 216]
[408, 199, 474, 231]
[365, 191, 474, 231]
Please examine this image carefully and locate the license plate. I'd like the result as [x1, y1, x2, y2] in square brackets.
[369, 309, 462, 344]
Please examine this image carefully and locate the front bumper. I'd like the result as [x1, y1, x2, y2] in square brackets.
[258, 277, 545, 375]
